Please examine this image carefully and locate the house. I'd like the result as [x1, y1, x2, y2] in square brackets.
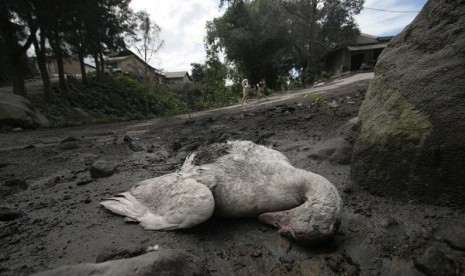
[32, 57, 96, 76]
[164, 71, 192, 84]
[325, 33, 393, 76]
[105, 50, 165, 84]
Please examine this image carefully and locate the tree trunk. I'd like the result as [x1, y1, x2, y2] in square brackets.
[93, 52, 101, 79]
[78, 52, 87, 85]
[99, 51, 105, 74]
[51, 30, 67, 93]
[32, 32, 52, 102]
[305, 0, 317, 85]
[11, 58, 27, 97]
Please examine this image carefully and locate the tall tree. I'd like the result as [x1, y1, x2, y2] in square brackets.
[0, 0, 37, 96]
[211, 0, 363, 86]
[281, 0, 364, 83]
[126, 10, 164, 82]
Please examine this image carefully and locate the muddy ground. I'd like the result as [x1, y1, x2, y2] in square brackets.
[0, 76, 464, 275]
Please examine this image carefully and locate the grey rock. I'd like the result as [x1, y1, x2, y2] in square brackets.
[0, 92, 49, 129]
[128, 141, 144, 152]
[0, 207, 22, 221]
[310, 137, 353, 165]
[0, 178, 28, 198]
[351, 0, 465, 206]
[89, 160, 116, 179]
[33, 249, 209, 276]
[414, 246, 455, 276]
[439, 225, 465, 251]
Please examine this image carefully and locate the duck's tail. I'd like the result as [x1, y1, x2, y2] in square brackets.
[100, 192, 185, 230]
[100, 192, 147, 221]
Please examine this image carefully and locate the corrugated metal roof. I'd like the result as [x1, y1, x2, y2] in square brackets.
[347, 43, 389, 51]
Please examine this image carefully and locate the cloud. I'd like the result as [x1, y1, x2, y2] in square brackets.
[354, 0, 428, 36]
[130, 0, 224, 73]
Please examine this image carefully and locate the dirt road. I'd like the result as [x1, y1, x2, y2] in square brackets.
[0, 73, 463, 275]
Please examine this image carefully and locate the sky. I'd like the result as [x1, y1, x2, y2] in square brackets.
[129, 0, 428, 73]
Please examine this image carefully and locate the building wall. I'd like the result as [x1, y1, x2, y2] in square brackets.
[114, 56, 163, 84]
[45, 58, 95, 76]
[326, 48, 350, 76]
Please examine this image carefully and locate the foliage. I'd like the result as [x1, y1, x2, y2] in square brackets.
[209, 0, 364, 87]
[126, 10, 164, 81]
[37, 75, 240, 127]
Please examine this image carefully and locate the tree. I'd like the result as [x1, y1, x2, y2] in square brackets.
[207, 0, 298, 88]
[281, 0, 364, 83]
[0, 0, 37, 96]
[190, 63, 207, 83]
[211, 0, 363, 86]
[126, 11, 164, 82]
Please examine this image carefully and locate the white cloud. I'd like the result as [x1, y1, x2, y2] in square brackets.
[354, 0, 427, 36]
[129, 0, 225, 73]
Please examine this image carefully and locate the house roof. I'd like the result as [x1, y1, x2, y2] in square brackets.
[105, 49, 162, 74]
[347, 43, 389, 51]
[165, 71, 190, 79]
[353, 33, 380, 45]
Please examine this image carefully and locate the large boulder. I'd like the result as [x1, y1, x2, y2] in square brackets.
[0, 92, 49, 129]
[33, 250, 209, 276]
[351, 0, 465, 205]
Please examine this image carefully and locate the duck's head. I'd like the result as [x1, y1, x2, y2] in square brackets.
[258, 205, 341, 246]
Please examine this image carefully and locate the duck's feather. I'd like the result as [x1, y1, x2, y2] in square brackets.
[101, 174, 215, 230]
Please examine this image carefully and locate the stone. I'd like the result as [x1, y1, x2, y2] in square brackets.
[32, 249, 209, 276]
[351, 0, 465, 206]
[310, 137, 353, 165]
[0, 178, 28, 198]
[0, 92, 49, 129]
[0, 207, 22, 221]
[439, 225, 465, 251]
[128, 141, 144, 152]
[89, 160, 116, 179]
[414, 246, 455, 276]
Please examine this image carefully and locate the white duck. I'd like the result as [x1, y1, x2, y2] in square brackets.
[100, 140, 342, 245]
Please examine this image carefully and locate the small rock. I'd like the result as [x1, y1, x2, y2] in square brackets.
[146, 145, 156, 153]
[60, 137, 80, 143]
[0, 178, 28, 197]
[414, 246, 455, 276]
[76, 176, 93, 186]
[128, 141, 144, 152]
[122, 135, 133, 143]
[328, 100, 340, 108]
[89, 160, 116, 179]
[250, 250, 262, 258]
[0, 207, 22, 221]
[381, 217, 398, 228]
[440, 226, 465, 251]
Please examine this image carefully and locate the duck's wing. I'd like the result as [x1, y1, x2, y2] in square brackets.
[100, 174, 215, 230]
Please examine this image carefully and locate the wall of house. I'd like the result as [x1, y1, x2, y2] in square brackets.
[326, 48, 350, 76]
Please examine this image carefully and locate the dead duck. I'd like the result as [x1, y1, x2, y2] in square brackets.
[100, 140, 342, 245]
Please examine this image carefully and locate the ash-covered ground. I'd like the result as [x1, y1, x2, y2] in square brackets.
[1, 76, 464, 275]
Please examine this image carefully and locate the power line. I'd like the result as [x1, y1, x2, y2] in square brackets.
[364, 7, 421, 13]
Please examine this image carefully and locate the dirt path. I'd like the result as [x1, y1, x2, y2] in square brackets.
[0, 74, 464, 275]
